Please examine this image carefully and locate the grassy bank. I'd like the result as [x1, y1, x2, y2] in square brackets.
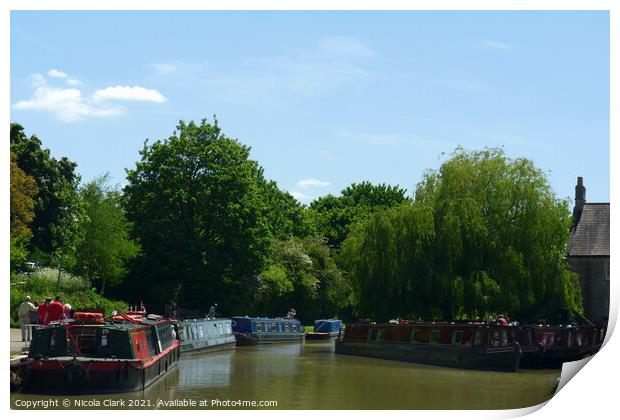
[10, 267, 128, 327]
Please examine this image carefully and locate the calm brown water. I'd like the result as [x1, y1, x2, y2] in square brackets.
[11, 341, 560, 409]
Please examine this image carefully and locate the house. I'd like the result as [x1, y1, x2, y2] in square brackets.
[566, 177, 610, 327]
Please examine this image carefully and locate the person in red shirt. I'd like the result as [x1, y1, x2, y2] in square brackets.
[44, 296, 66, 324]
[38, 297, 51, 324]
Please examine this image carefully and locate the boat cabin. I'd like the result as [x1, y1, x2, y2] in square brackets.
[313, 319, 343, 334]
[232, 317, 302, 334]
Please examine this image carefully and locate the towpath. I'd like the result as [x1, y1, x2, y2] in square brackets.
[10, 328, 28, 354]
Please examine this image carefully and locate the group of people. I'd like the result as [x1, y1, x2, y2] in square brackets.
[17, 295, 74, 342]
[285, 308, 297, 319]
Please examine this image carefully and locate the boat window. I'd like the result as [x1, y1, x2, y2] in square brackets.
[292, 324, 297, 332]
[451, 330, 463, 345]
[491, 331, 501, 347]
[256, 322, 262, 332]
[264, 322, 270, 332]
[192, 325, 198, 339]
[474, 330, 482, 347]
[198, 325, 205, 339]
[411, 330, 421, 343]
[542, 332, 555, 347]
[501, 330, 509, 346]
[367, 329, 373, 341]
[429, 330, 440, 344]
[145, 329, 158, 356]
[285, 324, 289, 333]
[377, 330, 385, 341]
[272, 322, 277, 331]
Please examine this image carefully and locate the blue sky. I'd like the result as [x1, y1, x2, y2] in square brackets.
[10, 11, 610, 204]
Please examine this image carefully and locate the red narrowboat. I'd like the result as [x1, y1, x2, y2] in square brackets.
[335, 321, 522, 372]
[22, 311, 180, 394]
[521, 324, 604, 368]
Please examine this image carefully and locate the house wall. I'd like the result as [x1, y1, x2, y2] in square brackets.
[567, 256, 610, 327]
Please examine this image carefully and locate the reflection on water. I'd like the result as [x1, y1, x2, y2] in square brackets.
[11, 341, 560, 409]
[178, 351, 233, 389]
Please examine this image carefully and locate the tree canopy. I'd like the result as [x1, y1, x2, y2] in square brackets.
[10, 119, 585, 324]
[10, 123, 81, 262]
[342, 148, 582, 321]
[10, 152, 39, 271]
[123, 119, 280, 313]
[309, 181, 409, 248]
[75, 175, 140, 294]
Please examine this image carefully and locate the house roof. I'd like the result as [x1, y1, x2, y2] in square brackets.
[568, 203, 610, 257]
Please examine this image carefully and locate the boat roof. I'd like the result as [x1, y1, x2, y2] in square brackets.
[179, 317, 230, 323]
[232, 316, 299, 322]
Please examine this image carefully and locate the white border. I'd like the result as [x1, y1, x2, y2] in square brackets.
[2, 2, 616, 419]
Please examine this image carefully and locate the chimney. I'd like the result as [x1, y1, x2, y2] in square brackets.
[572, 176, 586, 229]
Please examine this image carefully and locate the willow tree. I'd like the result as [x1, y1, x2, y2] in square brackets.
[342, 147, 582, 321]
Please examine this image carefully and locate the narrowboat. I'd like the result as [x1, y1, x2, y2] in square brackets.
[22, 311, 180, 394]
[305, 319, 343, 340]
[231, 316, 304, 345]
[177, 318, 236, 353]
[335, 321, 522, 372]
[520, 324, 603, 368]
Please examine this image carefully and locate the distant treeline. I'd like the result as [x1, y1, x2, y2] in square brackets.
[9, 119, 582, 322]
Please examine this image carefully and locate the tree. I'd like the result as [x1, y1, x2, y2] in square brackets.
[259, 179, 315, 239]
[257, 236, 352, 323]
[10, 152, 39, 271]
[309, 181, 409, 248]
[123, 118, 275, 313]
[342, 147, 582, 321]
[75, 175, 140, 294]
[10, 123, 81, 262]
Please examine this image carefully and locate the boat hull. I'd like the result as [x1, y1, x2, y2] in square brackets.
[180, 340, 236, 353]
[335, 339, 521, 372]
[234, 332, 305, 346]
[305, 332, 339, 340]
[22, 348, 180, 394]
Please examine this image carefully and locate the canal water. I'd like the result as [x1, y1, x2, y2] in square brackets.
[11, 341, 560, 410]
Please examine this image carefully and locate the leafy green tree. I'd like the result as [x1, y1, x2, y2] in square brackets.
[309, 181, 409, 248]
[75, 175, 140, 294]
[260, 179, 315, 239]
[257, 236, 352, 322]
[342, 147, 582, 321]
[10, 152, 39, 271]
[10, 123, 81, 262]
[123, 118, 275, 313]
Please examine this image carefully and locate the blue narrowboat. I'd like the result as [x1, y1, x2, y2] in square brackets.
[231, 316, 304, 345]
[306, 319, 343, 340]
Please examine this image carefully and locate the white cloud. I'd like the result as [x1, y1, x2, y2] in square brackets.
[48, 69, 68, 78]
[47, 69, 82, 85]
[92, 86, 167, 103]
[318, 36, 373, 57]
[13, 83, 122, 122]
[13, 73, 166, 122]
[480, 39, 511, 50]
[296, 178, 331, 189]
